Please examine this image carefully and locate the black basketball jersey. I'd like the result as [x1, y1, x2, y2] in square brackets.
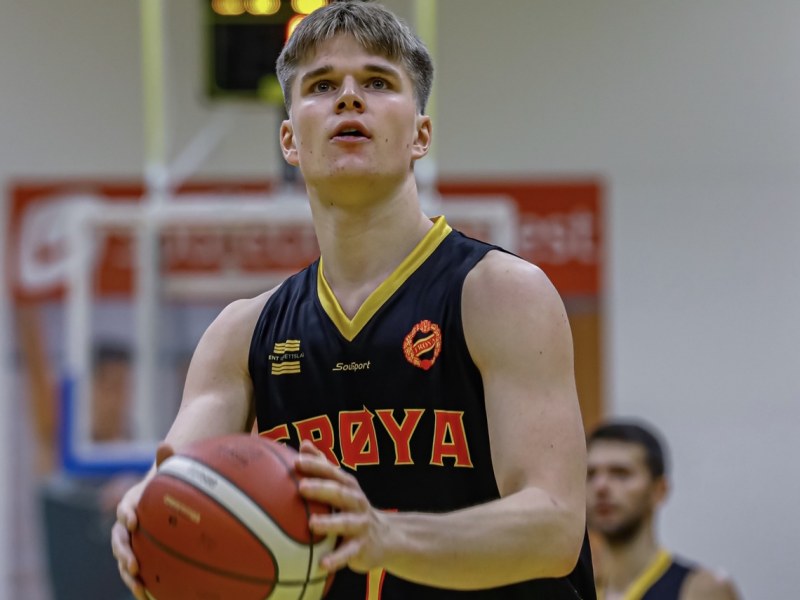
[598, 550, 695, 600]
[249, 217, 596, 599]
[641, 552, 695, 600]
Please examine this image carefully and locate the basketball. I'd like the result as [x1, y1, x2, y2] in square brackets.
[131, 434, 336, 600]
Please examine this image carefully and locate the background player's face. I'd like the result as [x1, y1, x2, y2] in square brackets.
[281, 35, 430, 192]
[91, 358, 131, 441]
[586, 440, 666, 544]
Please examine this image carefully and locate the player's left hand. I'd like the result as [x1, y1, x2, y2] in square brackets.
[295, 440, 392, 574]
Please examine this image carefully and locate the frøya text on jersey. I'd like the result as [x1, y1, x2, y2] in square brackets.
[260, 407, 474, 472]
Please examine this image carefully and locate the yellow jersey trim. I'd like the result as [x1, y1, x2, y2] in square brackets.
[603, 549, 672, 600]
[317, 216, 452, 342]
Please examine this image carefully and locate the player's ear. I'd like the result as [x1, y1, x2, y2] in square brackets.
[411, 114, 432, 161]
[652, 475, 669, 506]
[280, 119, 299, 166]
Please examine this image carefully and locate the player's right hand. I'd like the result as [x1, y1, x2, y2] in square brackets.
[112, 478, 148, 599]
[111, 443, 174, 600]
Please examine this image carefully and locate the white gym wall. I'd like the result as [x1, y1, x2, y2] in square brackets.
[1, 1, 798, 597]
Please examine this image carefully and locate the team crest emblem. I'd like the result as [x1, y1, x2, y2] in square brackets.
[403, 320, 442, 371]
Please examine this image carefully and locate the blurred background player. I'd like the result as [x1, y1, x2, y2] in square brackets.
[17, 306, 138, 598]
[44, 341, 138, 599]
[586, 420, 740, 600]
[89, 342, 133, 443]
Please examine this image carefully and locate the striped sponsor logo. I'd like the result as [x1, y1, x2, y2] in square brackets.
[270, 339, 303, 375]
[273, 340, 301, 354]
[271, 362, 301, 375]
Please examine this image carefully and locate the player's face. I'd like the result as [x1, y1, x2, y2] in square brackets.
[586, 440, 665, 544]
[280, 35, 431, 190]
[91, 359, 131, 441]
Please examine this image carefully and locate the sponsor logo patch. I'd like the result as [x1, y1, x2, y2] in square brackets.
[332, 360, 371, 372]
[269, 339, 304, 375]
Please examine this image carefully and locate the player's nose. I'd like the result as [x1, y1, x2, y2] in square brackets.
[336, 76, 365, 113]
[588, 471, 610, 494]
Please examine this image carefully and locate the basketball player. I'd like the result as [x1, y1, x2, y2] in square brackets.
[112, 2, 596, 598]
[90, 343, 133, 442]
[587, 420, 740, 599]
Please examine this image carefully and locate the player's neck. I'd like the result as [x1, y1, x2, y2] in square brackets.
[309, 178, 432, 318]
[601, 525, 661, 595]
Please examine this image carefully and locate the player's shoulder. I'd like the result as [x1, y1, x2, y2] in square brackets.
[205, 285, 283, 345]
[463, 250, 563, 316]
[462, 251, 570, 364]
[681, 566, 741, 600]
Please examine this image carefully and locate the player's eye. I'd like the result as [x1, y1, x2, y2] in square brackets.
[312, 80, 332, 93]
[369, 78, 388, 90]
[609, 468, 631, 481]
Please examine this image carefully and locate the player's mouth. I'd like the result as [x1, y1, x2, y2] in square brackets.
[331, 122, 372, 142]
[592, 502, 616, 517]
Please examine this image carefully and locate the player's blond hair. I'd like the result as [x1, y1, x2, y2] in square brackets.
[276, 1, 434, 114]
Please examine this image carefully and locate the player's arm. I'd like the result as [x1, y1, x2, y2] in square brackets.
[298, 251, 587, 588]
[384, 252, 586, 586]
[682, 568, 742, 600]
[136, 291, 268, 476]
[160, 293, 266, 448]
[111, 291, 271, 598]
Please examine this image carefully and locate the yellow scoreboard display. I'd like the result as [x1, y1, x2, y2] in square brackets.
[206, 0, 329, 103]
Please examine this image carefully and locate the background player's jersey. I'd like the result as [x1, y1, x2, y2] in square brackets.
[640, 552, 695, 600]
[249, 217, 596, 599]
[597, 550, 695, 600]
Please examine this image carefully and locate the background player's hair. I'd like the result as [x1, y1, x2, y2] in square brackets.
[276, 0, 434, 114]
[588, 419, 668, 479]
[91, 341, 132, 371]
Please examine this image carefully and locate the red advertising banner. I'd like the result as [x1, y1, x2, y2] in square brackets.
[439, 180, 602, 296]
[6, 179, 602, 303]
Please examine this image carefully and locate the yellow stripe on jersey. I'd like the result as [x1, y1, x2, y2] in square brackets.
[318, 216, 452, 342]
[597, 549, 672, 600]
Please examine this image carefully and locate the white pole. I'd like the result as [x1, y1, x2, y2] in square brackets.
[414, 0, 440, 212]
[65, 204, 95, 448]
[137, 0, 169, 441]
[0, 172, 12, 600]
